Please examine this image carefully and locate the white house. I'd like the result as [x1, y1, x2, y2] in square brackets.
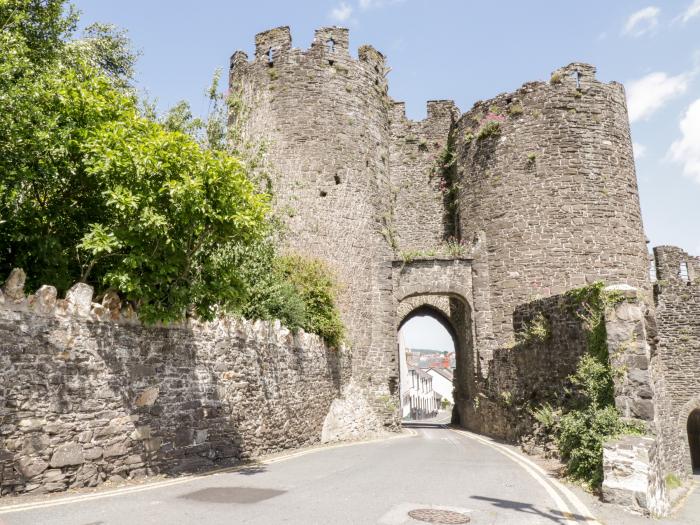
[404, 367, 439, 419]
[398, 334, 442, 419]
[426, 368, 454, 406]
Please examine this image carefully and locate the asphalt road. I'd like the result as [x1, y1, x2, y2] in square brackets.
[0, 422, 599, 525]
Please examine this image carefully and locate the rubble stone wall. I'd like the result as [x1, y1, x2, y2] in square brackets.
[459, 292, 590, 441]
[0, 278, 356, 496]
[389, 100, 459, 253]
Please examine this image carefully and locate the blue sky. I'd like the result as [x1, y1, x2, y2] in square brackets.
[73, 0, 699, 260]
[71, 1, 700, 352]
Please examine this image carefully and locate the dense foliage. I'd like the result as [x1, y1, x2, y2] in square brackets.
[557, 355, 643, 487]
[211, 241, 345, 346]
[553, 283, 644, 488]
[0, 0, 345, 344]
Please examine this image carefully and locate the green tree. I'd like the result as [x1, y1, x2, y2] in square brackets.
[78, 111, 269, 323]
[0, 0, 346, 343]
[0, 0, 269, 321]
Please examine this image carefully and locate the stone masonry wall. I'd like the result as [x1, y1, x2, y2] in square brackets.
[0, 274, 358, 496]
[459, 292, 590, 441]
[389, 100, 459, 252]
[650, 246, 700, 479]
[229, 27, 397, 425]
[454, 63, 650, 350]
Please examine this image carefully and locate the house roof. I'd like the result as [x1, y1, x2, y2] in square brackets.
[427, 367, 454, 382]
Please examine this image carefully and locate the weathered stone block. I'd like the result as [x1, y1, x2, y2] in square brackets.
[65, 283, 94, 317]
[3, 268, 26, 301]
[16, 457, 48, 479]
[32, 285, 57, 314]
[49, 443, 84, 468]
[135, 387, 159, 407]
[103, 441, 128, 458]
[22, 434, 49, 454]
[18, 419, 46, 432]
[83, 447, 103, 461]
[129, 425, 151, 441]
[602, 435, 668, 516]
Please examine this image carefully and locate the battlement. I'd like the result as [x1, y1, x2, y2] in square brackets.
[459, 61, 618, 126]
[313, 26, 350, 54]
[654, 245, 700, 284]
[427, 100, 460, 121]
[391, 99, 459, 125]
[231, 25, 386, 74]
[254, 25, 292, 61]
[551, 62, 597, 88]
[357, 44, 385, 69]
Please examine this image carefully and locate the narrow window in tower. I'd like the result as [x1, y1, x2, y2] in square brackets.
[334, 174, 342, 185]
[680, 262, 690, 282]
[266, 48, 274, 67]
[326, 39, 335, 53]
[573, 70, 581, 89]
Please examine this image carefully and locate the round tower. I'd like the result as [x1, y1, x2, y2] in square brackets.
[229, 27, 397, 420]
[454, 63, 650, 347]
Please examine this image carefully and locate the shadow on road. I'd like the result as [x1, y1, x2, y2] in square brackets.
[178, 486, 286, 504]
[471, 495, 590, 524]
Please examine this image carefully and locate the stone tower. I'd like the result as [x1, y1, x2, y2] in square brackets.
[454, 63, 650, 352]
[229, 27, 398, 422]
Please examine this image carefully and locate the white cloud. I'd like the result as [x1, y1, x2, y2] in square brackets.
[626, 72, 689, 122]
[681, 0, 700, 23]
[330, 2, 353, 22]
[633, 142, 647, 160]
[623, 6, 660, 36]
[359, 0, 405, 10]
[669, 98, 700, 184]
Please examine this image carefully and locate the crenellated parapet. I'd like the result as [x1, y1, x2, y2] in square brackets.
[253, 25, 292, 62]
[654, 245, 699, 284]
[230, 25, 389, 93]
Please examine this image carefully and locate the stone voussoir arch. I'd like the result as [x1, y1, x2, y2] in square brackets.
[397, 294, 453, 329]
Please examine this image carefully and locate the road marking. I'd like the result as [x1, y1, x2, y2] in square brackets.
[450, 428, 600, 525]
[0, 430, 415, 515]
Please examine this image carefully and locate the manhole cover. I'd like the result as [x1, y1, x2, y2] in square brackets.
[408, 508, 471, 524]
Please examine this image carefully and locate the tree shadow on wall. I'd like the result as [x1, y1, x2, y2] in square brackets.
[474, 293, 589, 439]
[8, 308, 344, 495]
[17, 317, 311, 494]
[21, 317, 251, 490]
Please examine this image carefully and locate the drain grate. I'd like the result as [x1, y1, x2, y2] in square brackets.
[408, 508, 471, 524]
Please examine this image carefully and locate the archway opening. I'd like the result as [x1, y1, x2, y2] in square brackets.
[398, 306, 457, 422]
[688, 409, 700, 472]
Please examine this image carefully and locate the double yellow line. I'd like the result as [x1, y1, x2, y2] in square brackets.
[449, 427, 601, 524]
